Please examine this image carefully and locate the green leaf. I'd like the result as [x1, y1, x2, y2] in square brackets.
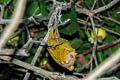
[60, 6, 79, 35]
[4, 8, 9, 18]
[104, 20, 115, 27]
[83, 42, 92, 49]
[83, 0, 94, 8]
[97, 51, 104, 63]
[115, 25, 120, 33]
[60, 23, 78, 35]
[3, 0, 16, 18]
[24, 56, 33, 63]
[40, 0, 48, 17]
[26, 1, 40, 17]
[78, 29, 85, 39]
[103, 33, 118, 57]
[110, 11, 120, 21]
[57, 0, 65, 2]
[0, 0, 10, 3]
[104, 33, 115, 43]
[104, 0, 112, 4]
[84, 0, 91, 7]
[111, 44, 120, 53]
[33, 31, 45, 39]
[39, 0, 49, 26]
[70, 38, 83, 49]
[116, 72, 120, 79]
[36, 77, 42, 80]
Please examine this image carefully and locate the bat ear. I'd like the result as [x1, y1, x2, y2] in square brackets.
[48, 27, 54, 40]
[54, 28, 60, 38]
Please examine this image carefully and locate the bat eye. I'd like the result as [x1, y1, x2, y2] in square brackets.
[70, 54, 74, 58]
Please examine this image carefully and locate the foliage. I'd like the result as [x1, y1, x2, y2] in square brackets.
[0, 0, 120, 80]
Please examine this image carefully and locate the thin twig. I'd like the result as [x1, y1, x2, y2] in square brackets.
[89, 16, 98, 66]
[0, 49, 29, 56]
[77, 18, 120, 36]
[76, 0, 120, 15]
[84, 48, 120, 80]
[0, 56, 79, 80]
[23, 46, 43, 80]
[23, 1, 69, 79]
[101, 0, 110, 17]
[0, 56, 53, 79]
[100, 15, 120, 25]
[0, 55, 119, 80]
[0, 0, 12, 19]
[93, 0, 120, 14]
[77, 38, 120, 56]
[0, 0, 26, 49]
[84, 0, 98, 69]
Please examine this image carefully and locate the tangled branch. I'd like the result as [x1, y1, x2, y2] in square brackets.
[0, 0, 120, 80]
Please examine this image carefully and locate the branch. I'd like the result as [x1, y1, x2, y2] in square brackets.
[0, 19, 12, 24]
[84, 49, 120, 80]
[23, 46, 43, 80]
[0, 55, 80, 80]
[77, 38, 120, 56]
[75, 5, 90, 16]
[76, 0, 120, 15]
[0, 0, 12, 18]
[77, 18, 100, 27]
[89, 15, 98, 66]
[0, 55, 119, 80]
[93, 0, 120, 14]
[0, 49, 29, 56]
[23, 2, 71, 79]
[0, 56, 53, 79]
[0, 0, 71, 25]
[0, 0, 26, 49]
[99, 15, 120, 25]
[0, 15, 49, 25]
[77, 18, 120, 36]
[98, 77, 119, 80]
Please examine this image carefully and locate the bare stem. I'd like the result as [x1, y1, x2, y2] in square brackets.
[0, 0, 26, 49]
[85, 49, 120, 80]
[23, 46, 43, 80]
[93, 0, 120, 14]
[89, 16, 98, 66]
